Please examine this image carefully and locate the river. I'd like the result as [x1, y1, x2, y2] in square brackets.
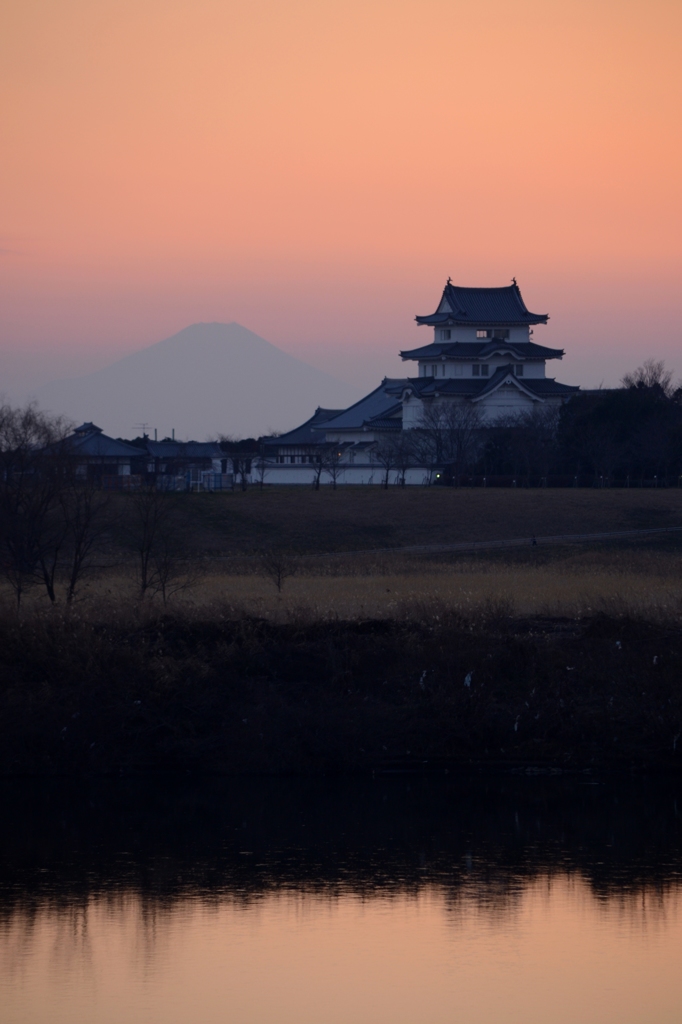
[1, 775, 681, 1023]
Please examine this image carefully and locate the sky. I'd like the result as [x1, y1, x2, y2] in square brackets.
[1, 0, 681, 397]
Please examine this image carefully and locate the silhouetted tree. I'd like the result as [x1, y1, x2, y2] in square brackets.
[0, 405, 71, 606]
[412, 402, 482, 484]
[322, 445, 346, 490]
[259, 547, 297, 593]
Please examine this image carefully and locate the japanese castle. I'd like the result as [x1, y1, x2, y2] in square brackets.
[264, 280, 579, 484]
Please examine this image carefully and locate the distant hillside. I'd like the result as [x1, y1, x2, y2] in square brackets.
[34, 323, 361, 439]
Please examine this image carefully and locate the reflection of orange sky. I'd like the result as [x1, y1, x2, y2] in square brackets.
[1, 0, 681, 389]
[2, 880, 682, 1024]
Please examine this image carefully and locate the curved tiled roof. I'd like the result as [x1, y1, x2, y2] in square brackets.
[400, 340, 563, 361]
[365, 417, 402, 430]
[416, 281, 548, 326]
[469, 365, 576, 403]
[67, 425, 141, 458]
[263, 407, 344, 446]
[318, 380, 408, 432]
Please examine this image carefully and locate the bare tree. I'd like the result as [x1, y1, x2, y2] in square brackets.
[125, 486, 195, 603]
[322, 445, 346, 490]
[0, 404, 71, 606]
[622, 359, 675, 397]
[304, 445, 328, 491]
[412, 401, 482, 484]
[392, 431, 415, 487]
[373, 435, 399, 488]
[150, 529, 201, 605]
[61, 477, 112, 604]
[252, 445, 272, 489]
[259, 548, 297, 593]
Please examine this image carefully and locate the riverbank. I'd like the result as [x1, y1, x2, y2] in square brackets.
[1, 606, 680, 775]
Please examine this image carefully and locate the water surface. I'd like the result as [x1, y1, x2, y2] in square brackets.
[1, 776, 681, 1023]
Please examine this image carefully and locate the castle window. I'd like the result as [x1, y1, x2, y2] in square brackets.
[477, 329, 510, 340]
[515, 364, 524, 376]
[440, 329, 451, 340]
[481, 364, 489, 376]
[431, 364, 437, 376]
[472, 364, 480, 376]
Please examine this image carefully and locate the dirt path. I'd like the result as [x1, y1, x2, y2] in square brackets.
[333, 524, 682, 558]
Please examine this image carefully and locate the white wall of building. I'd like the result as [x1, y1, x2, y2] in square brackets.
[417, 357, 547, 379]
[263, 464, 430, 486]
[432, 326, 536, 345]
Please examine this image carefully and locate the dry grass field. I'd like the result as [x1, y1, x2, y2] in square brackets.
[6, 488, 682, 620]
[161, 486, 682, 555]
[198, 544, 682, 620]
[131, 488, 682, 619]
[74, 532, 682, 622]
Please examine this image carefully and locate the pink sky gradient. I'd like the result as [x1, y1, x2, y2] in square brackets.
[1, 0, 681, 396]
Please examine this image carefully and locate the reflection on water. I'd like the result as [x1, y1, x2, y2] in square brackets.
[1, 776, 681, 1024]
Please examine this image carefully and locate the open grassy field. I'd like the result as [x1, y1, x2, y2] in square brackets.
[5, 488, 682, 619]
[170, 486, 682, 555]
[71, 532, 682, 622]
[199, 537, 682, 619]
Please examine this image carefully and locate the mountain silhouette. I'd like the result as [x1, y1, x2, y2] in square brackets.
[34, 323, 361, 439]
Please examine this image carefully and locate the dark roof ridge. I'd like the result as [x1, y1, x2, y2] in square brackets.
[264, 406, 344, 445]
[318, 379, 409, 429]
[73, 422, 103, 434]
[416, 281, 548, 327]
[473, 364, 545, 402]
[400, 340, 564, 360]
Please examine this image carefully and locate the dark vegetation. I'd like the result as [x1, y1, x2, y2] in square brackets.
[2, 774, 681, 909]
[1, 607, 680, 776]
[471, 359, 682, 486]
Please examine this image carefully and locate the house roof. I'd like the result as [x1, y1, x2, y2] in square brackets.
[67, 423, 141, 458]
[415, 281, 548, 327]
[263, 407, 344, 447]
[400, 340, 563, 361]
[317, 380, 409, 432]
[364, 416, 402, 431]
[387, 378, 482, 398]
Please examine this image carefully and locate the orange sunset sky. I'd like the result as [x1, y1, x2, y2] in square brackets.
[2, 0, 681, 395]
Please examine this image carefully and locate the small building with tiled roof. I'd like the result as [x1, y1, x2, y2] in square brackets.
[66, 423, 142, 486]
[262, 391, 420, 484]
